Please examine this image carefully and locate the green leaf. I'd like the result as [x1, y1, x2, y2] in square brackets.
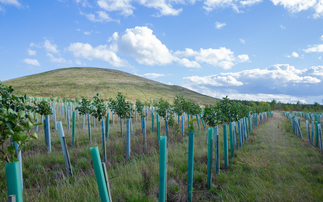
[34, 113, 40, 120]
[30, 133, 38, 139]
[20, 119, 28, 127]
[5, 121, 15, 129]
[6, 114, 17, 120]
[28, 112, 34, 121]
[18, 110, 25, 118]
[33, 122, 42, 126]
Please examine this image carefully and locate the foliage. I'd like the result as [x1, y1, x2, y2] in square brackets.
[187, 118, 197, 132]
[108, 92, 133, 120]
[91, 93, 107, 121]
[202, 104, 217, 127]
[135, 99, 145, 118]
[172, 95, 185, 116]
[76, 96, 91, 115]
[0, 81, 40, 163]
[35, 100, 53, 116]
[155, 98, 170, 119]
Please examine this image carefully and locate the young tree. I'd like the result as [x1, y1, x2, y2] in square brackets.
[108, 92, 133, 137]
[0, 82, 40, 163]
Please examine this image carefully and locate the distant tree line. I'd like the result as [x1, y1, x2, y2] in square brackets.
[232, 99, 323, 112]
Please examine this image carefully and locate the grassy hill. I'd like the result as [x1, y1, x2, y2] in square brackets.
[3, 67, 218, 105]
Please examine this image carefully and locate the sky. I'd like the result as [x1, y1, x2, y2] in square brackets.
[1, 0, 323, 104]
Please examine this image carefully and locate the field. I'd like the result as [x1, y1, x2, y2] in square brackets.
[1, 110, 323, 202]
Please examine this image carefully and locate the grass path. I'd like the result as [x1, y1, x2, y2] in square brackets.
[218, 113, 323, 201]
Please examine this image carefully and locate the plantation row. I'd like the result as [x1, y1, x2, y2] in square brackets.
[0, 81, 273, 202]
[281, 111, 323, 152]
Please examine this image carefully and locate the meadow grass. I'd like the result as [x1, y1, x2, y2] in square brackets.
[1, 112, 323, 201]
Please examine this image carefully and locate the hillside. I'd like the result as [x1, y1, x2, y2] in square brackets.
[3, 67, 218, 105]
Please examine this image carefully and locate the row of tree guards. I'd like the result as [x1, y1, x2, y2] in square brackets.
[282, 111, 323, 151]
[1, 82, 274, 202]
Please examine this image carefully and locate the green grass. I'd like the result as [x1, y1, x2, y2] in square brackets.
[218, 113, 323, 201]
[3, 67, 218, 105]
[1, 112, 323, 201]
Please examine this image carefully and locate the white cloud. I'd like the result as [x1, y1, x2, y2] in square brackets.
[141, 73, 166, 78]
[237, 54, 249, 62]
[83, 11, 117, 23]
[304, 44, 323, 53]
[0, 0, 21, 7]
[97, 0, 183, 16]
[27, 49, 36, 56]
[239, 38, 245, 44]
[68, 42, 128, 67]
[291, 51, 299, 57]
[112, 26, 175, 65]
[47, 53, 67, 63]
[280, 25, 286, 29]
[321, 35, 323, 41]
[177, 58, 201, 68]
[215, 22, 226, 29]
[75, 0, 91, 7]
[240, 0, 262, 6]
[23, 58, 40, 66]
[271, 0, 323, 18]
[84, 31, 91, 35]
[97, 0, 134, 16]
[184, 64, 323, 103]
[44, 39, 59, 53]
[29, 42, 40, 48]
[175, 47, 249, 69]
[203, 0, 261, 12]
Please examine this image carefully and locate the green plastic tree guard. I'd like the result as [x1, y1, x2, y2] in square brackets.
[106, 113, 109, 140]
[316, 121, 319, 147]
[152, 111, 154, 132]
[72, 111, 75, 148]
[207, 128, 213, 189]
[158, 136, 167, 202]
[223, 124, 228, 169]
[196, 114, 201, 131]
[229, 122, 234, 158]
[187, 132, 194, 202]
[199, 114, 206, 130]
[157, 114, 160, 145]
[6, 162, 23, 202]
[90, 147, 110, 202]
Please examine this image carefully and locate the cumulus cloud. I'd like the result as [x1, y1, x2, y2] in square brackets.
[175, 47, 249, 69]
[240, 38, 245, 44]
[44, 40, 59, 53]
[111, 26, 175, 65]
[84, 31, 91, 35]
[27, 49, 36, 56]
[0, 0, 21, 7]
[184, 64, 323, 103]
[23, 58, 40, 66]
[215, 22, 226, 29]
[292, 51, 299, 57]
[321, 35, 323, 41]
[47, 53, 68, 63]
[141, 73, 166, 78]
[82, 11, 118, 23]
[68, 42, 128, 67]
[280, 25, 286, 29]
[271, 0, 323, 18]
[304, 44, 323, 53]
[97, 0, 182, 16]
[68, 26, 248, 69]
[203, 0, 261, 12]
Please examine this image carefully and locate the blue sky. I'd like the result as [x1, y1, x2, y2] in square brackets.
[1, 0, 323, 104]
